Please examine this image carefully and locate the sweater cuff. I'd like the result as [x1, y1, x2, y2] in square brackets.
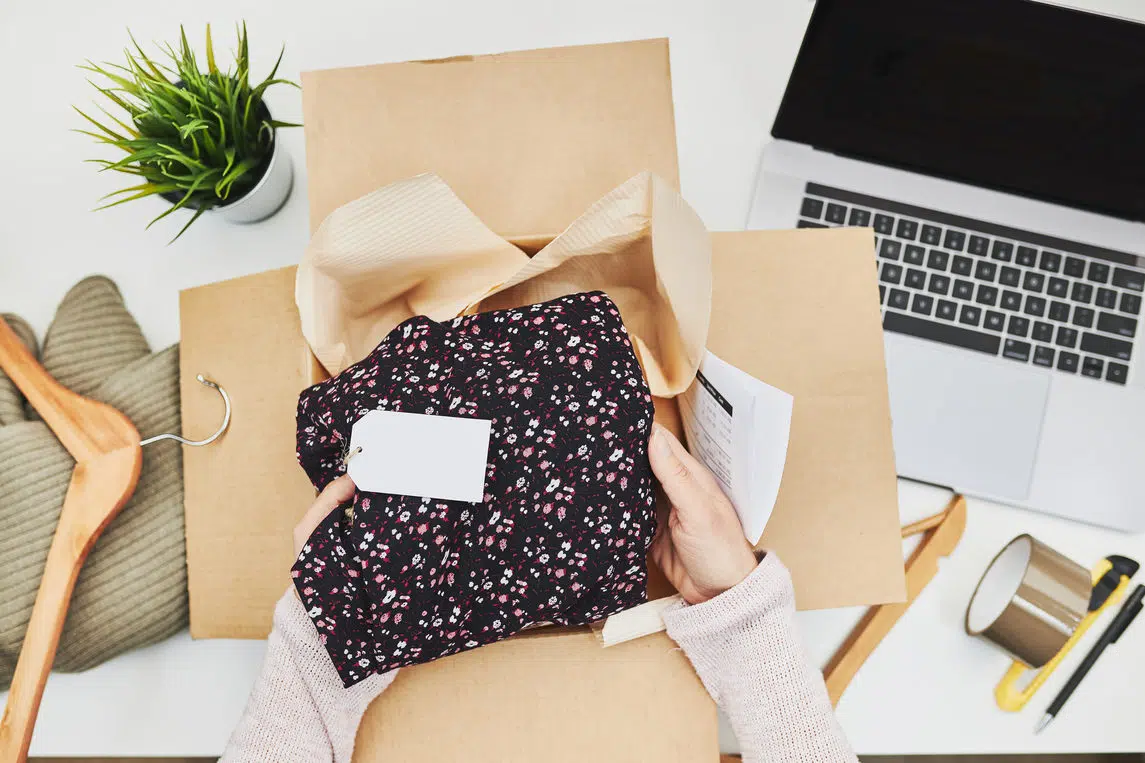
[661, 553, 796, 702]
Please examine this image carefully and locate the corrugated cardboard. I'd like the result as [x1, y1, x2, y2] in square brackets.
[179, 228, 904, 760]
[301, 38, 679, 239]
[709, 229, 904, 609]
[180, 38, 903, 762]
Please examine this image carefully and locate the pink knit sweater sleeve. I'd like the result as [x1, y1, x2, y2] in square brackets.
[663, 553, 857, 763]
[221, 589, 396, 763]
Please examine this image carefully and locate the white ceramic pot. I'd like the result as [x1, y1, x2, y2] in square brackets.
[214, 137, 294, 224]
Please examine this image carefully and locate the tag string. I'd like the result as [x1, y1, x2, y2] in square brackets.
[343, 445, 363, 465]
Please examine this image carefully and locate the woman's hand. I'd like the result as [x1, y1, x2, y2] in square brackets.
[649, 423, 759, 604]
[293, 474, 357, 557]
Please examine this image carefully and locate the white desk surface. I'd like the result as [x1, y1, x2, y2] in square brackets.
[2, 0, 1144, 756]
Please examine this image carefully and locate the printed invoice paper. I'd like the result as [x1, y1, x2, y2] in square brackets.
[679, 351, 794, 544]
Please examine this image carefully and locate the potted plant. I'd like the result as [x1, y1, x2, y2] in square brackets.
[77, 24, 299, 240]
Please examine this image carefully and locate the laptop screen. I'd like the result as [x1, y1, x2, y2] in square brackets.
[772, 0, 1145, 222]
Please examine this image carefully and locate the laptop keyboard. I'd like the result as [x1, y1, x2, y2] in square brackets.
[798, 184, 1143, 386]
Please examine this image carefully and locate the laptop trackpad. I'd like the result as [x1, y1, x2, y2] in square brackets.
[886, 336, 1050, 500]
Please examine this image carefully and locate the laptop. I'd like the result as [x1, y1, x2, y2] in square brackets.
[749, 0, 1145, 531]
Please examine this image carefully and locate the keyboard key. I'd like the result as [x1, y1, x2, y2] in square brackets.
[928, 274, 951, 295]
[951, 255, 973, 276]
[1081, 332, 1132, 361]
[1024, 296, 1046, 317]
[960, 305, 982, 327]
[912, 294, 934, 316]
[975, 261, 997, 282]
[1001, 290, 1022, 311]
[879, 239, 902, 260]
[1032, 321, 1054, 342]
[1064, 256, 1086, 277]
[1003, 339, 1031, 362]
[800, 198, 824, 219]
[1047, 277, 1069, 298]
[921, 224, 942, 245]
[888, 288, 910, 310]
[1112, 267, 1144, 291]
[873, 214, 895, 234]
[1016, 246, 1038, 267]
[1096, 312, 1137, 338]
[849, 208, 872, 227]
[999, 266, 1021, 287]
[880, 263, 903, 284]
[1033, 345, 1055, 368]
[984, 310, 1006, 331]
[968, 235, 990, 256]
[1057, 351, 1079, 373]
[1048, 301, 1071, 322]
[1107, 362, 1129, 384]
[896, 219, 918, 240]
[1023, 272, 1045, 293]
[825, 203, 847, 224]
[1056, 326, 1079, 348]
[1087, 261, 1110, 284]
[991, 241, 1014, 261]
[1120, 293, 1142, 315]
[944, 230, 966, 251]
[1082, 356, 1104, 379]
[905, 269, 926, 289]
[936, 299, 958, 321]
[798, 220, 827, 228]
[883, 311, 1001, 355]
[1071, 282, 1094, 303]
[1039, 251, 1062, 272]
[1096, 288, 1118, 309]
[880, 284, 886, 304]
[975, 284, 998, 306]
[1072, 306, 1095, 328]
[904, 245, 926, 265]
[1008, 316, 1030, 337]
[953, 279, 974, 300]
[927, 249, 949, 271]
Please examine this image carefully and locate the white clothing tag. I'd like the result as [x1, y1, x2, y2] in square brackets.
[346, 410, 492, 502]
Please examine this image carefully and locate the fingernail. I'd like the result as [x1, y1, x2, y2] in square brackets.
[650, 422, 671, 456]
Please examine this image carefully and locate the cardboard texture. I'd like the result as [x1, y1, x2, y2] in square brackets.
[296, 171, 712, 397]
[709, 229, 905, 609]
[354, 631, 716, 762]
[301, 39, 679, 239]
[179, 38, 903, 762]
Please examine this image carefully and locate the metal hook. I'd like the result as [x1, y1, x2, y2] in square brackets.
[141, 374, 231, 447]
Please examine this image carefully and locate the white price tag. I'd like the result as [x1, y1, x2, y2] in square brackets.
[346, 410, 492, 502]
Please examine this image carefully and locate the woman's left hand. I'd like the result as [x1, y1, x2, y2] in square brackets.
[293, 474, 357, 557]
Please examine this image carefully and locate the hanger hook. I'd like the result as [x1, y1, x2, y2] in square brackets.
[141, 374, 231, 448]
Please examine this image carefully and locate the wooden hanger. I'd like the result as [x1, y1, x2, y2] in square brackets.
[0, 315, 143, 763]
[821, 493, 967, 706]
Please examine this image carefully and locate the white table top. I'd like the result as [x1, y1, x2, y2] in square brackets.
[2, 0, 1143, 756]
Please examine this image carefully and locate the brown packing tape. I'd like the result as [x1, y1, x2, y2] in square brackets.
[965, 534, 1092, 668]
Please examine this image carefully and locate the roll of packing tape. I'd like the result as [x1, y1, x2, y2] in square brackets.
[965, 534, 1092, 668]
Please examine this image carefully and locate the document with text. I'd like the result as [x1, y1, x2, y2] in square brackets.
[678, 351, 794, 544]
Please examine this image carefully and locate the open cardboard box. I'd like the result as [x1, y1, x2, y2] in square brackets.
[180, 40, 903, 761]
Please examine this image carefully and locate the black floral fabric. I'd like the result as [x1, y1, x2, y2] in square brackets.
[293, 291, 656, 686]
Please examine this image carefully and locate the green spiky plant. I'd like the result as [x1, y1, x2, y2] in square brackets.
[77, 24, 299, 240]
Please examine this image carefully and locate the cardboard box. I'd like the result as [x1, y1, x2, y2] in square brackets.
[180, 39, 904, 761]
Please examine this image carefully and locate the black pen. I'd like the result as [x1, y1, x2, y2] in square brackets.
[1036, 583, 1145, 733]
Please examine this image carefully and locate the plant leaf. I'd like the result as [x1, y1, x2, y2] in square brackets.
[168, 205, 209, 243]
[94, 183, 182, 210]
[205, 24, 218, 75]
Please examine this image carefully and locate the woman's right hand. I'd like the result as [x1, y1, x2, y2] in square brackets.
[648, 423, 759, 604]
[293, 474, 357, 558]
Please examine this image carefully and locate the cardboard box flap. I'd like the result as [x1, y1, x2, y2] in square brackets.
[180, 266, 319, 638]
[709, 228, 905, 609]
[301, 39, 679, 237]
